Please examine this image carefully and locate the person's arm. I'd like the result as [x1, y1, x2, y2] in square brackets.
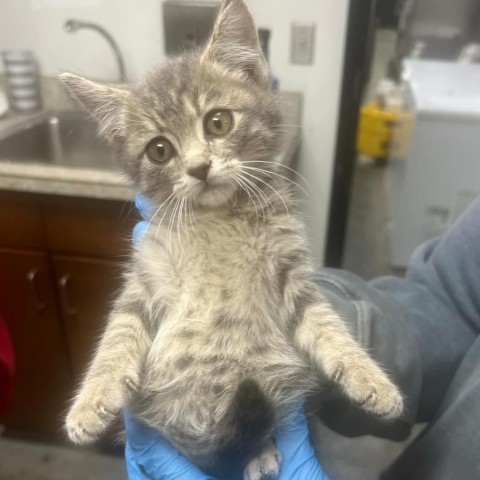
[315, 197, 480, 439]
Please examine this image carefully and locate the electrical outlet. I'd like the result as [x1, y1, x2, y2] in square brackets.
[291, 23, 316, 65]
[163, 1, 220, 55]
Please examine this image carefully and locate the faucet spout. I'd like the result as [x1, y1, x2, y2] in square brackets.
[63, 19, 127, 83]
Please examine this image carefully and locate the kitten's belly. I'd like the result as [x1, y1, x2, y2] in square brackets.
[136, 322, 311, 456]
[135, 220, 313, 455]
[144, 316, 310, 397]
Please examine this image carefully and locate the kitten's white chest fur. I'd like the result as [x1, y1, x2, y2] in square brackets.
[136, 211, 302, 336]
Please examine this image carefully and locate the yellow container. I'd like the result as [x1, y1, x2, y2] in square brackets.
[356, 101, 412, 160]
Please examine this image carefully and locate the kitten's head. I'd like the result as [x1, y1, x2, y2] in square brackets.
[61, 0, 282, 210]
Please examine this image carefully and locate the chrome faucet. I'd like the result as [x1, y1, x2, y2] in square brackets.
[64, 19, 127, 82]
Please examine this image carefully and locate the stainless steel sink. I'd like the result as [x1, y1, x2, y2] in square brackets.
[0, 111, 118, 171]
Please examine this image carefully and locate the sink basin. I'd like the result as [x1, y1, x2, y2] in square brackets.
[0, 112, 118, 171]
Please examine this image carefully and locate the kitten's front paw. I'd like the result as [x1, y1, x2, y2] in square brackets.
[244, 443, 281, 480]
[66, 398, 116, 445]
[331, 361, 403, 419]
[66, 377, 137, 444]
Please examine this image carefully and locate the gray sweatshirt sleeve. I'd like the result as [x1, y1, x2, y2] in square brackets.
[313, 197, 480, 440]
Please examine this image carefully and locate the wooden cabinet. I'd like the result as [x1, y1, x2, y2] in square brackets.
[0, 250, 72, 435]
[52, 255, 123, 377]
[0, 190, 135, 440]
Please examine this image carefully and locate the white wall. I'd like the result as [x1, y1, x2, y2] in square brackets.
[250, 1, 348, 262]
[0, 0, 348, 263]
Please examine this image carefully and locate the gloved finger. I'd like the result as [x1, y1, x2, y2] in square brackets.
[125, 444, 151, 480]
[125, 439, 216, 480]
[124, 412, 216, 480]
[132, 221, 149, 245]
[135, 194, 152, 220]
[124, 410, 160, 450]
[275, 408, 330, 480]
[275, 406, 313, 458]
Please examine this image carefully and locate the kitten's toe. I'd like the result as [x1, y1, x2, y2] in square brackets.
[244, 444, 281, 480]
[67, 423, 97, 445]
[66, 400, 117, 445]
[123, 376, 139, 392]
[360, 382, 403, 419]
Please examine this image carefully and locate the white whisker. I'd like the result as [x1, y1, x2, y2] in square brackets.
[155, 194, 177, 246]
[241, 170, 289, 216]
[237, 174, 271, 218]
[145, 192, 174, 241]
[167, 199, 181, 252]
[241, 161, 312, 194]
[176, 198, 186, 254]
[188, 199, 198, 238]
[241, 165, 310, 198]
[232, 174, 261, 220]
[272, 123, 304, 129]
[235, 173, 269, 220]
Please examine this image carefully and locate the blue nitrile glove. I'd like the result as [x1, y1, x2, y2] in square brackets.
[124, 409, 330, 480]
[132, 195, 150, 244]
[275, 408, 330, 480]
[126, 195, 330, 480]
[125, 411, 216, 480]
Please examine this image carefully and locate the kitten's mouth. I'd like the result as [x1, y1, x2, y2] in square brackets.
[194, 181, 235, 207]
[201, 181, 221, 191]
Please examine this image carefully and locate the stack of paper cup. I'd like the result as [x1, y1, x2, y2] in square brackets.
[2, 50, 42, 113]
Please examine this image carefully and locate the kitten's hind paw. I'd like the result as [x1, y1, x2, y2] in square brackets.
[244, 442, 281, 480]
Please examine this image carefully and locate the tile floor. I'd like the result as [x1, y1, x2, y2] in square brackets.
[0, 436, 126, 480]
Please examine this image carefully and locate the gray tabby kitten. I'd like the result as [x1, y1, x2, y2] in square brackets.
[61, 0, 403, 478]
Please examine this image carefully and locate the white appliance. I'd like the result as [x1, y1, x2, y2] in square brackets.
[389, 59, 480, 267]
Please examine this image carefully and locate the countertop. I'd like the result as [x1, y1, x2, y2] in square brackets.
[0, 92, 302, 202]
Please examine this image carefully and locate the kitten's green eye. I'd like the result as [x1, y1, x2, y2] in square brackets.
[145, 136, 175, 164]
[204, 110, 233, 137]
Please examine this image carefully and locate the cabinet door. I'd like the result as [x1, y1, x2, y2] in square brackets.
[44, 195, 136, 257]
[52, 255, 123, 378]
[0, 249, 72, 436]
[0, 191, 45, 250]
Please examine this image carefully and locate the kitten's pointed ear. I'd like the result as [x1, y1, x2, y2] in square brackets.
[202, 0, 269, 87]
[59, 73, 131, 143]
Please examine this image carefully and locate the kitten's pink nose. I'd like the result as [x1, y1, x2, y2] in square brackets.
[187, 161, 211, 181]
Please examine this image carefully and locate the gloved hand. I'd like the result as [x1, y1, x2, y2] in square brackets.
[125, 411, 215, 480]
[126, 195, 330, 479]
[125, 408, 330, 480]
[275, 408, 330, 480]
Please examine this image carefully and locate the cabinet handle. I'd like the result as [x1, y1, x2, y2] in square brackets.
[58, 274, 77, 317]
[26, 269, 46, 311]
